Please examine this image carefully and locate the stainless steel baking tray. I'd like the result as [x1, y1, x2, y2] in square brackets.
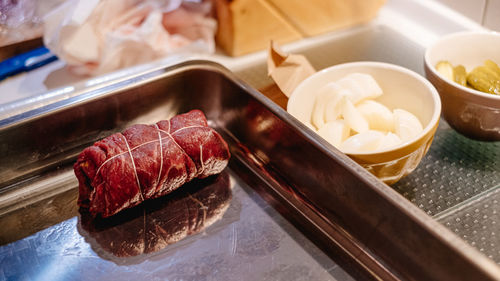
[0, 60, 498, 281]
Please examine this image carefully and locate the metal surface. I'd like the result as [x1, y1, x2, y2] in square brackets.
[394, 121, 499, 217]
[437, 186, 500, 264]
[0, 170, 350, 281]
[0, 60, 499, 280]
[394, 122, 500, 265]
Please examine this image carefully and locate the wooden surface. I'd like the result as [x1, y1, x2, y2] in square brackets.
[268, 0, 386, 36]
[214, 0, 302, 56]
[214, 0, 386, 56]
[0, 37, 43, 61]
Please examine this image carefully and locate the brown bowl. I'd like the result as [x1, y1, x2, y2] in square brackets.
[424, 31, 500, 141]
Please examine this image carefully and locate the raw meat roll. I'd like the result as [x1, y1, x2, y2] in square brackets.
[74, 110, 230, 218]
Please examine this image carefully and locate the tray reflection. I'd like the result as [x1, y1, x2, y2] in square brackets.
[78, 172, 232, 259]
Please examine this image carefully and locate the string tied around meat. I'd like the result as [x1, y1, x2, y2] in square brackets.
[94, 123, 207, 196]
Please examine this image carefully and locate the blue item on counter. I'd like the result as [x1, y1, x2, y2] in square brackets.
[0, 46, 58, 81]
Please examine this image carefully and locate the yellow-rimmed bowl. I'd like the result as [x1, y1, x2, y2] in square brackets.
[288, 62, 441, 184]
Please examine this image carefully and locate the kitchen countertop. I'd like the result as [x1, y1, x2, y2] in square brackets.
[0, 0, 498, 280]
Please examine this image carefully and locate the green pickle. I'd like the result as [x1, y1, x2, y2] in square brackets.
[453, 65, 467, 86]
[485, 59, 500, 73]
[435, 61, 454, 81]
[467, 61, 500, 95]
[435, 59, 500, 95]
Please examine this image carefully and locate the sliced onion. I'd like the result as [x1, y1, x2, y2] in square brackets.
[377, 132, 402, 150]
[341, 97, 369, 134]
[317, 120, 350, 148]
[393, 109, 423, 142]
[356, 100, 394, 132]
[341, 130, 385, 152]
[336, 73, 383, 104]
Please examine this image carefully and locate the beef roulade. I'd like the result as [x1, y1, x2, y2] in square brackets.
[74, 110, 230, 218]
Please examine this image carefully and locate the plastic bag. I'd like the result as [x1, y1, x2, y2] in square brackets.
[44, 0, 216, 76]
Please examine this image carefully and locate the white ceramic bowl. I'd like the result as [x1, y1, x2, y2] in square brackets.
[288, 61, 441, 184]
[424, 31, 500, 141]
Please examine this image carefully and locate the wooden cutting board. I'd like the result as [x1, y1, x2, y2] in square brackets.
[214, 0, 386, 56]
